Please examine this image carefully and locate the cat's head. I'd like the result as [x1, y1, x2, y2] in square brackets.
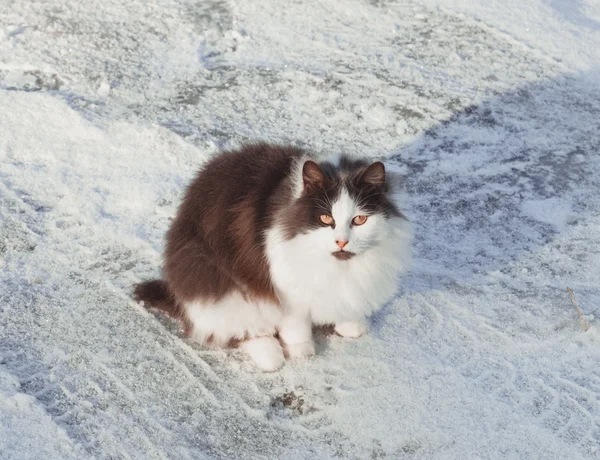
[280, 156, 405, 260]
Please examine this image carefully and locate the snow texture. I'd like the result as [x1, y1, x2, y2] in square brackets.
[1, 0, 600, 458]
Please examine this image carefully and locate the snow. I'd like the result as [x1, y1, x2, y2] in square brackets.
[0, 367, 81, 459]
[1, 0, 600, 458]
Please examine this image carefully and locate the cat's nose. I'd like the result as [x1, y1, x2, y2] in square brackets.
[336, 240, 349, 249]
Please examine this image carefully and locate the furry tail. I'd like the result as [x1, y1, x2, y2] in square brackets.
[133, 280, 185, 320]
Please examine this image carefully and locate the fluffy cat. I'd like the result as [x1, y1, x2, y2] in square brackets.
[134, 143, 411, 371]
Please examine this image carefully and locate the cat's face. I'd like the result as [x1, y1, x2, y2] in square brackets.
[280, 158, 402, 260]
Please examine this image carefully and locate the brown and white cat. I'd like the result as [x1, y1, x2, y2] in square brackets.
[134, 143, 412, 371]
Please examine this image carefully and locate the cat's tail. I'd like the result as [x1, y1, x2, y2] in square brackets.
[133, 279, 186, 321]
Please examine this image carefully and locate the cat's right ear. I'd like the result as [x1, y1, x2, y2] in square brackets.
[302, 161, 327, 189]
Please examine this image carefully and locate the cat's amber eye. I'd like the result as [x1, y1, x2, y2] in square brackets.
[320, 214, 334, 225]
[352, 215, 368, 226]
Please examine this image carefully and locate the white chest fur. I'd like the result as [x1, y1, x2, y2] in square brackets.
[265, 217, 412, 325]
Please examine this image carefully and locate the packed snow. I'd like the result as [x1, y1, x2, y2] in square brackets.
[1, 0, 600, 458]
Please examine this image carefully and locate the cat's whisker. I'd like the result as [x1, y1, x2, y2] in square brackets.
[357, 192, 382, 208]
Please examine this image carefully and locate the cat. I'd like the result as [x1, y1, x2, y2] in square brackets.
[134, 143, 412, 371]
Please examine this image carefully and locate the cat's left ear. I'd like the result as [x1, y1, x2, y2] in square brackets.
[302, 160, 327, 189]
[359, 162, 385, 187]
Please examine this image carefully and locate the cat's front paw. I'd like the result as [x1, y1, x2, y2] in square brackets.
[334, 321, 368, 338]
[283, 341, 316, 359]
[241, 336, 285, 372]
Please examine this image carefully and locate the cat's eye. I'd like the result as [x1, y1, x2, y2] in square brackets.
[320, 214, 334, 225]
[352, 215, 368, 226]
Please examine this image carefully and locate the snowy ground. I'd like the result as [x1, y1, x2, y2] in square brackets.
[1, 0, 600, 458]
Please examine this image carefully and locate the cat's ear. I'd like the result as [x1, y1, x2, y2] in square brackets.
[302, 161, 327, 189]
[359, 162, 385, 187]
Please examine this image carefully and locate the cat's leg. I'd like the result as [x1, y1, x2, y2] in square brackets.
[278, 313, 315, 359]
[184, 293, 284, 371]
[334, 320, 369, 338]
[240, 336, 285, 372]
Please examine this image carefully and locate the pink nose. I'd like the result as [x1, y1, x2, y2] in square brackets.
[336, 240, 348, 249]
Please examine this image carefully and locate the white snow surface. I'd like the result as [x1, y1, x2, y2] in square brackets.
[1, 0, 600, 458]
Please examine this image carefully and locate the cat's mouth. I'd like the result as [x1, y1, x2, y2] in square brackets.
[332, 250, 356, 261]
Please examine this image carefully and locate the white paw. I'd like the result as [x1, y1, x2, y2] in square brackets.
[335, 321, 368, 338]
[241, 336, 285, 372]
[283, 341, 316, 359]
